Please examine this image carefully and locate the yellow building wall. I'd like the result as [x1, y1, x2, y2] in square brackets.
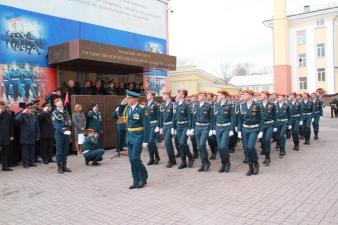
[314, 27, 328, 90]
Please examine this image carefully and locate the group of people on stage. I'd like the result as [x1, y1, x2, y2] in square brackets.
[114, 88, 324, 189]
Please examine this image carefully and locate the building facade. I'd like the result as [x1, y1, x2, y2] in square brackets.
[265, 1, 338, 95]
[228, 74, 274, 93]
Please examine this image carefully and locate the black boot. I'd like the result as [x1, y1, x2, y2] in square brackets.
[187, 156, 194, 168]
[259, 149, 265, 155]
[204, 160, 211, 171]
[209, 152, 216, 160]
[57, 162, 64, 174]
[178, 159, 187, 169]
[198, 160, 205, 172]
[293, 144, 299, 151]
[193, 150, 199, 159]
[246, 164, 254, 176]
[166, 157, 176, 168]
[218, 160, 225, 173]
[263, 155, 271, 166]
[314, 132, 318, 140]
[175, 152, 180, 158]
[279, 151, 286, 157]
[253, 162, 259, 175]
[154, 150, 160, 165]
[62, 161, 72, 172]
[147, 153, 155, 165]
[224, 157, 231, 173]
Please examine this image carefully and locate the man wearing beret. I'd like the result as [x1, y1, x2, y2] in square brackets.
[288, 93, 303, 151]
[302, 93, 315, 145]
[275, 94, 291, 157]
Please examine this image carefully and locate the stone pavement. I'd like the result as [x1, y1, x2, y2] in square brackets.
[1, 109, 338, 225]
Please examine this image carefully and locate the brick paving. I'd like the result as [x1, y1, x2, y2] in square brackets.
[1, 108, 338, 225]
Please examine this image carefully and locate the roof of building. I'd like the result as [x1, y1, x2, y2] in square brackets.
[228, 74, 273, 87]
[169, 66, 226, 84]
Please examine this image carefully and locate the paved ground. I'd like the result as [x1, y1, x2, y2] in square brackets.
[1, 109, 338, 225]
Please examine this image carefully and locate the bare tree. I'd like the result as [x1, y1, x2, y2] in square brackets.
[232, 62, 253, 76]
[215, 63, 232, 83]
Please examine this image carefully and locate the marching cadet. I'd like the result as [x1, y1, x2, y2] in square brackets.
[269, 93, 279, 145]
[206, 92, 218, 160]
[302, 93, 315, 145]
[112, 99, 128, 154]
[275, 94, 291, 157]
[124, 90, 148, 189]
[311, 92, 323, 140]
[83, 129, 105, 166]
[52, 98, 72, 174]
[289, 93, 303, 151]
[213, 90, 234, 173]
[191, 91, 213, 172]
[259, 91, 277, 166]
[189, 94, 199, 159]
[159, 89, 176, 168]
[144, 91, 161, 165]
[87, 104, 103, 146]
[229, 94, 240, 154]
[329, 97, 337, 118]
[173, 89, 194, 169]
[238, 90, 263, 176]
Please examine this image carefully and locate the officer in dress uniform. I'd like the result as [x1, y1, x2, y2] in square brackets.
[124, 90, 148, 189]
[52, 98, 72, 174]
[207, 92, 218, 160]
[311, 93, 323, 140]
[112, 99, 128, 153]
[0, 101, 14, 171]
[83, 128, 105, 166]
[275, 94, 291, 157]
[192, 91, 214, 172]
[213, 90, 234, 172]
[144, 91, 161, 165]
[87, 104, 103, 146]
[302, 93, 315, 145]
[159, 89, 176, 168]
[288, 93, 303, 151]
[238, 90, 263, 176]
[259, 91, 277, 166]
[189, 94, 199, 159]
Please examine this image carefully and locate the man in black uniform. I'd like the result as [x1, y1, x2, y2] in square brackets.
[330, 97, 337, 118]
[0, 101, 14, 171]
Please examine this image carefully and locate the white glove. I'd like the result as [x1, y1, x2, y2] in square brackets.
[208, 130, 213, 137]
[257, 132, 263, 139]
[64, 131, 71, 136]
[273, 128, 278, 132]
[235, 127, 238, 132]
[288, 125, 292, 130]
[142, 142, 148, 148]
[299, 121, 303, 126]
[115, 106, 119, 112]
[212, 130, 216, 135]
[238, 131, 242, 139]
[43, 107, 48, 112]
[159, 128, 163, 134]
[121, 98, 128, 105]
[155, 127, 160, 133]
[186, 129, 191, 136]
[229, 131, 234, 137]
[190, 129, 194, 136]
[171, 128, 175, 135]
[311, 118, 314, 123]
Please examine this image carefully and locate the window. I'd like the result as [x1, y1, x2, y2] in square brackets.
[316, 18, 325, 27]
[299, 77, 307, 90]
[298, 54, 307, 67]
[297, 30, 306, 45]
[317, 68, 325, 82]
[317, 44, 325, 57]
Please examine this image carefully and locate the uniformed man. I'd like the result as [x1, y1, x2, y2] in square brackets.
[207, 92, 218, 160]
[259, 91, 277, 166]
[87, 104, 103, 146]
[83, 128, 105, 166]
[311, 92, 323, 140]
[275, 94, 291, 157]
[191, 91, 213, 172]
[302, 93, 315, 145]
[124, 90, 148, 189]
[2, 65, 13, 100]
[289, 93, 303, 151]
[10, 64, 25, 101]
[229, 95, 239, 154]
[238, 90, 263, 176]
[329, 97, 338, 118]
[173, 89, 194, 169]
[144, 91, 161, 165]
[52, 98, 72, 174]
[112, 99, 128, 154]
[213, 90, 234, 172]
[22, 63, 36, 98]
[189, 94, 199, 159]
[0, 101, 14, 171]
[159, 89, 176, 168]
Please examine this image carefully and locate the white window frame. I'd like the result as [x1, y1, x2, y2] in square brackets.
[317, 43, 325, 57]
[297, 30, 306, 45]
[299, 77, 307, 90]
[317, 68, 325, 82]
[316, 18, 325, 27]
[298, 54, 307, 67]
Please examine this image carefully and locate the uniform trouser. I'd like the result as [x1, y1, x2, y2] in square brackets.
[207, 135, 217, 154]
[215, 127, 230, 161]
[195, 126, 209, 162]
[229, 132, 237, 149]
[84, 149, 104, 162]
[115, 127, 126, 152]
[127, 131, 148, 185]
[190, 134, 198, 153]
[21, 144, 35, 166]
[55, 133, 70, 165]
[3, 83, 12, 98]
[290, 119, 300, 146]
[24, 81, 35, 98]
[163, 125, 175, 159]
[276, 123, 288, 153]
[331, 108, 337, 118]
[1, 145, 9, 169]
[242, 129, 259, 164]
[176, 126, 192, 161]
[262, 125, 273, 157]
[302, 117, 312, 142]
[12, 81, 25, 99]
[147, 125, 158, 158]
[174, 135, 179, 154]
[39, 138, 54, 162]
[312, 114, 320, 136]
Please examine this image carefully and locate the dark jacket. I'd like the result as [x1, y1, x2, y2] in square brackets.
[0, 111, 14, 145]
[80, 87, 93, 95]
[38, 111, 55, 139]
[15, 112, 40, 144]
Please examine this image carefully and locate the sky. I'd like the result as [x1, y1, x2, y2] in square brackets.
[168, 0, 338, 75]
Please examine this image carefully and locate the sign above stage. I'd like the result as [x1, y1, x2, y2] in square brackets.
[48, 39, 176, 71]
